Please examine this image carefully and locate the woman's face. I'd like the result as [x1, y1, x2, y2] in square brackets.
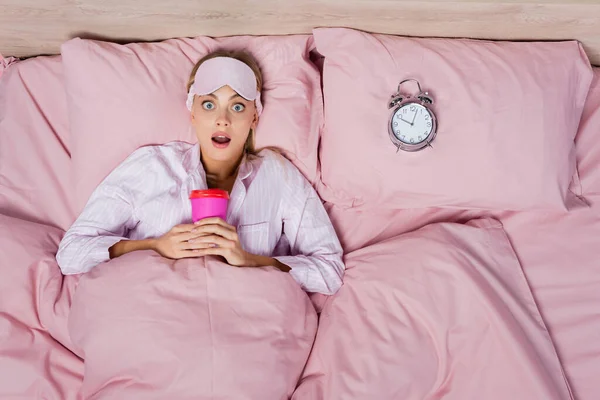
[191, 84, 258, 162]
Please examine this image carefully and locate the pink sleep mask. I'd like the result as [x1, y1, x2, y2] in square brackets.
[186, 57, 263, 115]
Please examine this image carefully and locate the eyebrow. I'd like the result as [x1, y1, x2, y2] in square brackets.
[204, 93, 244, 101]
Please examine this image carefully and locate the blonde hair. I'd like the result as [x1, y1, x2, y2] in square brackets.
[187, 50, 263, 156]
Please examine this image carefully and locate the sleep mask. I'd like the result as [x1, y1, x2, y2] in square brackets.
[186, 57, 263, 115]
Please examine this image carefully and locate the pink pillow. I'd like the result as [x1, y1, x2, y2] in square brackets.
[573, 67, 600, 196]
[61, 36, 322, 212]
[313, 28, 593, 211]
[0, 56, 75, 230]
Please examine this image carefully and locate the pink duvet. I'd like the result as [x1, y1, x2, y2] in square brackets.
[1, 214, 573, 399]
[68, 252, 317, 399]
[0, 215, 317, 399]
[293, 219, 572, 400]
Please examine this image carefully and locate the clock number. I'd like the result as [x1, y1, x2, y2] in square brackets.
[418, 136, 422, 141]
[403, 108, 408, 114]
[410, 105, 416, 112]
[393, 121, 398, 127]
[427, 122, 431, 127]
[410, 138, 414, 143]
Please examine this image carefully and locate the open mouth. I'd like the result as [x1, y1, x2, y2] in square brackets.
[211, 132, 232, 148]
[212, 136, 231, 144]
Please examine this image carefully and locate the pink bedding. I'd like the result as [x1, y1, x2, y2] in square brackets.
[1, 53, 600, 400]
[69, 252, 317, 399]
[307, 192, 600, 400]
[304, 68, 600, 400]
[293, 218, 572, 400]
[0, 214, 316, 399]
[0, 214, 81, 399]
[0, 55, 74, 231]
[304, 68, 600, 395]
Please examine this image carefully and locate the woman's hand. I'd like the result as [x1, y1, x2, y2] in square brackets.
[155, 218, 290, 272]
[187, 218, 251, 266]
[153, 223, 208, 260]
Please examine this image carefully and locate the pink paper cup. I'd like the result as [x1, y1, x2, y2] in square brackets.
[190, 189, 229, 223]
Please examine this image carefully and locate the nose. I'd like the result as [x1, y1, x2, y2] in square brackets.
[215, 108, 231, 128]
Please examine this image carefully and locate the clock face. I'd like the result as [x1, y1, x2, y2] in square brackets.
[391, 103, 434, 145]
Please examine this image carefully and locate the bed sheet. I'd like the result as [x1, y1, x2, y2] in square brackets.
[0, 54, 83, 399]
[0, 214, 82, 399]
[0, 55, 599, 399]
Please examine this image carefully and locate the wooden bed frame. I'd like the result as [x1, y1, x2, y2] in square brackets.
[2, 0, 599, 65]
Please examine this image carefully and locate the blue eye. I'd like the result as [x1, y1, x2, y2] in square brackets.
[202, 101, 215, 110]
[232, 103, 245, 112]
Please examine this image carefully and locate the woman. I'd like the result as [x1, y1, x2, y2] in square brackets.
[56, 50, 344, 295]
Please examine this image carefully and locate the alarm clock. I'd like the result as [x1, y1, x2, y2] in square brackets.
[388, 79, 438, 152]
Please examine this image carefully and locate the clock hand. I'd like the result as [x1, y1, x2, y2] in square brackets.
[410, 110, 418, 125]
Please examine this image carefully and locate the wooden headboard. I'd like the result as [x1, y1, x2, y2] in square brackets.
[2, 0, 599, 66]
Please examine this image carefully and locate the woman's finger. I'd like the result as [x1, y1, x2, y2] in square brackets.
[191, 224, 237, 241]
[175, 231, 211, 243]
[183, 235, 231, 250]
[172, 224, 198, 233]
[183, 242, 214, 250]
[194, 217, 235, 231]
[191, 247, 225, 257]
